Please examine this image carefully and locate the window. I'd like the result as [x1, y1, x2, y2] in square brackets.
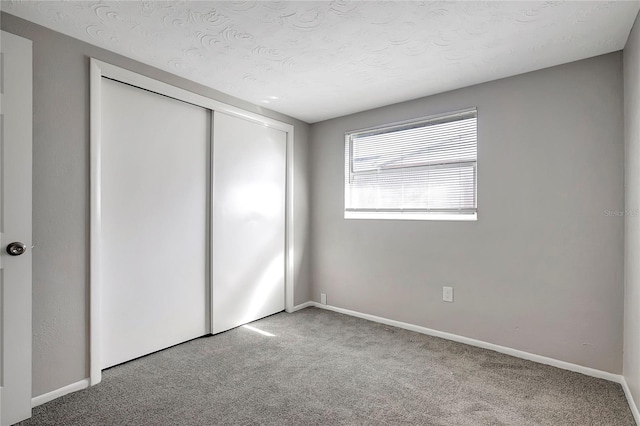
[344, 109, 477, 221]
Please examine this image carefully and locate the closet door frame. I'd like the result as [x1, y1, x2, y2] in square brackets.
[89, 59, 295, 386]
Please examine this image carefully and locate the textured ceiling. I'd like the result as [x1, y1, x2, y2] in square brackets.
[3, 1, 640, 123]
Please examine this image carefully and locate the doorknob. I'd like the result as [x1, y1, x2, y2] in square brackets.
[6, 242, 26, 256]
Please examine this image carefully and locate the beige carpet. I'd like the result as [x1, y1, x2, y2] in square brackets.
[20, 307, 635, 425]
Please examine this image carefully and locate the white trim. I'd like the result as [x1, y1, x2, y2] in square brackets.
[290, 301, 315, 313]
[621, 377, 640, 424]
[89, 60, 102, 386]
[345, 211, 478, 221]
[31, 379, 90, 408]
[90, 59, 296, 386]
[308, 302, 622, 383]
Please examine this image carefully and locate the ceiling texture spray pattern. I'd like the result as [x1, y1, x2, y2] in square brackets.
[4, 1, 640, 122]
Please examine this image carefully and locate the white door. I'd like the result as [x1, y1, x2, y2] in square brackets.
[100, 78, 210, 368]
[0, 32, 33, 425]
[212, 112, 286, 334]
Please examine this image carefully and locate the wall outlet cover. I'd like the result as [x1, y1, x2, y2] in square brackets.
[443, 286, 454, 302]
[320, 293, 327, 305]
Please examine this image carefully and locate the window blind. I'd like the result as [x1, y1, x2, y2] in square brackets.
[345, 109, 477, 219]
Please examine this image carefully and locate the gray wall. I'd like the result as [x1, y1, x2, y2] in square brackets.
[310, 53, 624, 373]
[1, 12, 311, 397]
[624, 11, 640, 412]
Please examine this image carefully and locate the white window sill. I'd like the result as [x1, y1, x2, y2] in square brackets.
[344, 211, 477, 221]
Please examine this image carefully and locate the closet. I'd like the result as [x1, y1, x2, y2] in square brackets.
[96, 68, 287, 370]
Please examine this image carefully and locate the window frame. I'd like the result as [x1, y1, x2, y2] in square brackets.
[344, 108, 478, 221]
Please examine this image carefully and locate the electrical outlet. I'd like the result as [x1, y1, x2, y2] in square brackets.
[443, 286, 453, 302]
[320, 293, 327, 305]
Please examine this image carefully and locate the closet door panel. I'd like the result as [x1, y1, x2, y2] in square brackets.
[212, 112, 286, 334]
[101, 78, 210, 368]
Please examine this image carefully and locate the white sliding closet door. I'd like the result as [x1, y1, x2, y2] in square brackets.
[101, 78, 210, 368]
[212, 112, 286, 334]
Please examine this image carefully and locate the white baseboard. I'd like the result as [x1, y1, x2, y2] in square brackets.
[32, 378, 90, 408]
[308, 302, 622, 383]
[290, 301, 315, 313]
[621, 376, 640, 424]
